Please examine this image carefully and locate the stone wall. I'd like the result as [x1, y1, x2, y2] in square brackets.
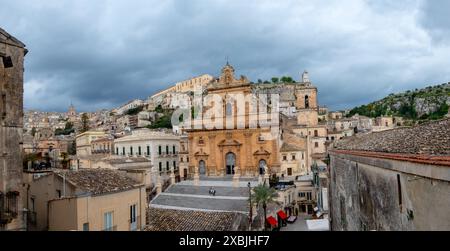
[329, 152, 450, 231]
[0, 29, 26, 230]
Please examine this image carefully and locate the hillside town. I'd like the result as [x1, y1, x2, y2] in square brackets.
[1, 26, 449, 232]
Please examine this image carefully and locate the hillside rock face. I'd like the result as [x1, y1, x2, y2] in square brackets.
[348, 82, 450, 120]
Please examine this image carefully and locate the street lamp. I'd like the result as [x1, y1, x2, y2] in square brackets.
[248, 182, 252, 229]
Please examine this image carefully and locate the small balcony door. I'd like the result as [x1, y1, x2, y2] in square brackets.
[103, 211, 114, 231]
[130, 204, 137, 231]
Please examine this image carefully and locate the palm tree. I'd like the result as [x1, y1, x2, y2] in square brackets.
[251, 184, 279, 230]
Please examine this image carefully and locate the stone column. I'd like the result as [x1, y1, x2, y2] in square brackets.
[244, 131, 253, 176]
[208, 134, 217, 175]
[220, 147, 225, 176]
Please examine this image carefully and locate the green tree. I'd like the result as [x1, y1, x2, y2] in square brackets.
[280, 76, 294, 83]
[56, 121, 75, 135]
[148, 114, 173, 129]
[125, 106, 144, 115]
[251, 184, 279, 230]
[257, 79, 263, 84]
[80, 113, 90, 133]
[68, 140, 77, 155]
[65, 121, 74, 130]
[23, 153, 39, 169]
[31, 127, 37, 137]
[271, 77, 279, 84]
[155, 105, 163, 113]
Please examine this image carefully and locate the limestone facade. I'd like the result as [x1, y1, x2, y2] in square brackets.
[185, 63, 281, 177]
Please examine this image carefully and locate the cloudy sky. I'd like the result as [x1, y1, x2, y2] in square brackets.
[1, 0, 449, 112]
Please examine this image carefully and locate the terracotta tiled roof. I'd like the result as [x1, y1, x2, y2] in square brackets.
[333, 118, 450, 156]
[54, 168, 140, 195]
[145, 208, 242, 231]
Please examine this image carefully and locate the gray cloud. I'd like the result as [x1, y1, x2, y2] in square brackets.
[1, 0, 449, 112]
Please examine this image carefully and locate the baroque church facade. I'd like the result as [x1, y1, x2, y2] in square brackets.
[184, 63, 326, 178]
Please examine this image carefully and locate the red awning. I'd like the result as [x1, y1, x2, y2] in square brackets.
[266, 216, 278, 227]
[277, 210, 288, 220]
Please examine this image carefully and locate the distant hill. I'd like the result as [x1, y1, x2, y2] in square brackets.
[347, 82, 450, 121]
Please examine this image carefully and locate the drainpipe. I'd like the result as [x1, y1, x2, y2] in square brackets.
[139, 186, 142, 231]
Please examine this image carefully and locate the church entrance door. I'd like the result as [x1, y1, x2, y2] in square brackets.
[199, 160, 206, 175]
[259, 159, 267, 175]
[225, 152, 236, 175]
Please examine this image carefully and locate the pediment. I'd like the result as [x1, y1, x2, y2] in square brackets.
[194, 148, 209, 157]
[253, 148, 270, 156]
[217, 139, 242, 147]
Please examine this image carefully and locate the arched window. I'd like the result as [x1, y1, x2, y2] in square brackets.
[226, 102, 233, 116]
[305, 95, 309, 108]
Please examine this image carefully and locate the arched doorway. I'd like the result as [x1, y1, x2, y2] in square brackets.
[199, 160, 206, 175]
[259, 159, 267, 175]
[225, 152, 236, 175]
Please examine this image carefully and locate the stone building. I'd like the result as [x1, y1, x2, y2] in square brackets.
[90, 135, 115, 156]
[279, 132, 307, 177]
[178, 134, 190, 180]
[115, 99, 144, 115]
[0, 28, 27, 231]
[185, 63, 281, 178]
[329, 119, 450, 230]
[113, 128, 179, 182]
[174, 74, 214, 93]
[148, 74, 214, 109]
[288, 71, 328, 172]
[67, 103, 77, 123]
[182, 64, 328, 181]
[23, 168, 146, 231]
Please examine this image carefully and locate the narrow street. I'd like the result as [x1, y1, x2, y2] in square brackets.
[280, 214, 310, 231]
